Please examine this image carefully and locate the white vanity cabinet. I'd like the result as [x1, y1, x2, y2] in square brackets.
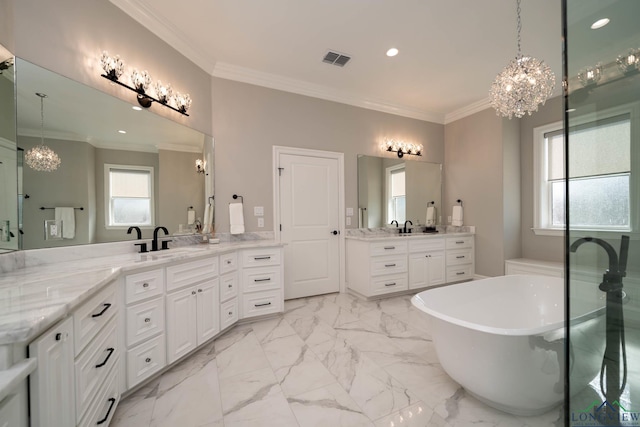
[123, 268, 166, 389]
[347, 239, 409, 297]
[240, 248, 284, 319]
[219, 252, 239, 330]
[408, 237, 446, 289]
[165, 257, 220, 364]
[347, 234, 474, 298]
[0, 393, 20, 427]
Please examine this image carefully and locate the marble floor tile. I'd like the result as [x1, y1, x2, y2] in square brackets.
[334, 320, 410, 367]
[214, 327, 271, 379]
[304, 297, 360, 328]
[111, 379, 159, 427]
[288, 314, 338, 349]
[262, 334, 336, 397]
[250, 315, 297, 344]
[373, 401, 441, 427]
[288, 382, 374, 427]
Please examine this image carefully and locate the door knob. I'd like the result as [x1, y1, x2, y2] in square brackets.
[331, 230, 339, 235]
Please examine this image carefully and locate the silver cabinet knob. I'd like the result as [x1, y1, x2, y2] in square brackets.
[143, 282, 149, 288]
[145, 357, 151, 363]
[144, 318, 151, 323]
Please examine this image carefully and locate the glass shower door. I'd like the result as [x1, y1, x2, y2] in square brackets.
[565, 1, 640, 425]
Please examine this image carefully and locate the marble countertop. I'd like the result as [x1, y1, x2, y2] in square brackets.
[345, 231, 474, 242]
[0, 240, 284, 346]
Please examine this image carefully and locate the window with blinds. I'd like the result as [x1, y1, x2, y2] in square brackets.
[105, 165, 155, 227]
[386, 165, 406, 224]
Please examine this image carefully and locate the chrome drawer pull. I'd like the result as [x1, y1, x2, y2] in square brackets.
[255, 302, 272, 307]
[228, 284, 233, 288]
[91, 303, 112, 318]
[228, 311, 233, 316]
[226, 260, 232, 264]
[383, 246, 395, 250]
[384, 263, 396, 267]
[456, 272, 465, 275]
[96, 397, 116, 425]
[142, 282, 149, 288]
[456, 255, 465, 259]
[144, 317, 151, 323]
[95, 348, 115, 368]
[254, 278, 271, 282]
[145, 357, 152, 363]
[192, 291, 197, 295]
[385, 282, 396, 287]
[254, 256, 271, 260]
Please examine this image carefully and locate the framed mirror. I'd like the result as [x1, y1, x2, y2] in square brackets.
[357, 155, 442, 228]
[3, 58, 214, 250]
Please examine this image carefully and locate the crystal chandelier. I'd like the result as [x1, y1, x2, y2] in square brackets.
[489, 0, 555, 119]
[25, 93, 61, 172]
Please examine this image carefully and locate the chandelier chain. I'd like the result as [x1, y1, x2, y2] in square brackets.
[516, 0, 522, 56]
[40, 95, 45, 144]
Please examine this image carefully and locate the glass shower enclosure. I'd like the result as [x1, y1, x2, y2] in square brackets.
[565, 1, 640, 426]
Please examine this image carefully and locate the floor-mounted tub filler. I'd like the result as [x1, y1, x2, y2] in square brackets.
[411, 274, 606, 416]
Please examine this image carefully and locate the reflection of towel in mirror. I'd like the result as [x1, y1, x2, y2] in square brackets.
[55, 207, 75, 239]
[203, 203, 214, 234]
[229, 203, 245, 234]
[452, 205, 463, 227]
[426, 206, 436, 226]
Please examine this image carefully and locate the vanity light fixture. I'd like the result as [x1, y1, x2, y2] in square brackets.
[616, 49, 639, 74]
[195, 159, 206, 174]
[25, 93, 61, 172]
[489, 0, 555, 119]
[99, 51, 192, 116]
[385, 139, 422, 158]
[577, 63, 602, 87]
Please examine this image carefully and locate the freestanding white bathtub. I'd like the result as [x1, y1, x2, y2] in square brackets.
[411, 274, 605, 416]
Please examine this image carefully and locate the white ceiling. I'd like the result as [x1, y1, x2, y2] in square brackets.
[110, 0, 564, 124]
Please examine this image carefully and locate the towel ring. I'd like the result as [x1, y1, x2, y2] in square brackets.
[232, 194, 243, 202]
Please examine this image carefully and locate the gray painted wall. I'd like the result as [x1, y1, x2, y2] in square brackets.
[211, 77, 444, 234]
[519, 96, 564, 262]
[2, 0, 212, 136]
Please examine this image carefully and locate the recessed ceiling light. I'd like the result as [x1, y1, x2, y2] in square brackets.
[591, 18, 610, 29]
[132, 106, 142, 111]
[386, 48, 399, 57]
[118, 130, 127, 134]
[566, 108, 576, 113]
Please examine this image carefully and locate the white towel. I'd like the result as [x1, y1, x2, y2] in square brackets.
[229, 202, 245, 234]
[187, 209, 196, 225]
[207, 203, 214, 231]
[55, 207, 75, 239]
[426, 206, 436, 226]
[452, 205, 464, 227]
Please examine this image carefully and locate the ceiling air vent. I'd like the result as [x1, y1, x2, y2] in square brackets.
[323, 50, 351, 67]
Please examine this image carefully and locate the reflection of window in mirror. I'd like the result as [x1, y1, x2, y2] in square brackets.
[386, 164, 406, 224]
[105, 164, 155, 228]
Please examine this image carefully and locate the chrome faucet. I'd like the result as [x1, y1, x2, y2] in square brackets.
[127, 226, 148, 253]
[151, 226, 171, 251]
[403, 220, 413, 233]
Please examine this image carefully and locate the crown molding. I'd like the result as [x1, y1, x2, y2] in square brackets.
[18, 128, 91, 143]
[444, 97, 493, 124]
[109, 0, 216, 73]
[156, 142, 202, 153]
[212, 62, 446, 124]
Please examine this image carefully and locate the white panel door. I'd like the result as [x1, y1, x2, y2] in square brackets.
[165, 287, 197, 364]
[279, 153, 340, 299]
[196, 279, 220, 345]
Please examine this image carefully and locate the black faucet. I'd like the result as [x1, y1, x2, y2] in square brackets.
[403, 220, 413, 233]
[151, 226, 171, 251]
[390, 220, 399, 227]
[127, 226, 148, 253]
[570, 235, 630, 420]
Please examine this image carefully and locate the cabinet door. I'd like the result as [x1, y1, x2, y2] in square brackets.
[28, 317, 75, 427]
[166, 287, 197, 364]
[427, 251, 446, 286]
[0, 394, 20, 427]
[196, 279, 220, 345]
[408, 253, 428, 289]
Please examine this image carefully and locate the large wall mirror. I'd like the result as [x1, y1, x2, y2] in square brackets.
[357, 155, 442, 228]
[0, 56, 213, 252]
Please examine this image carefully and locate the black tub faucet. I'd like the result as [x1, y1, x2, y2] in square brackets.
[127, 226, 148, 253]
[570, 236, 629, 291]
[152, 226, 171, 251]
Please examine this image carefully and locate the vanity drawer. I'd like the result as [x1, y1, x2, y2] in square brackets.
[126, 334, 166, 389]
[446, 265, 473, 283]
[370, 255, 407, 276]
[242, 266, 281, 292]
[447, 249, 474, 266]
[370, 274, 408, 296]
[74, 282, 117, 356]
[125, 268, 164, 304]
[75, 318, 119, 420]
[446, 236, 473, 249]
[220, 271, 239, 302]
[370, 241, 407, 257]
[409, 238, 445, 253]
[125, 297, 165, 347]
[242, 290, 282, 319]
[166, 256, 219, 292]
[242, 248, 281, 268]
[220, 252, 238, 275]
[78, 363, 119, 427]
[220, 297, 239, 330]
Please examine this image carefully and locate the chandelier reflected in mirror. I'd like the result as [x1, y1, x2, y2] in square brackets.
[25, 93, 61, 172]
[489, 0, 555, 119]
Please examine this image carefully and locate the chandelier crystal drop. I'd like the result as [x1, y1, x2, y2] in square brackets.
[489, 0, 555, 119]
[25, 93, 61, 172]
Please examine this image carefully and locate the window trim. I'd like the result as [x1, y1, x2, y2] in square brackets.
[385, 163, 406, 225]
[533, 102, 639, 236]
[104, 164, 155, 230]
